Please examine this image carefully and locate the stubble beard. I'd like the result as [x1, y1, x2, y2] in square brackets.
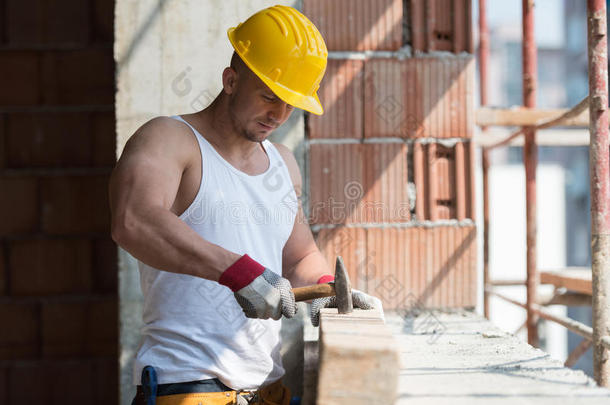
[228, 101, 268, 143]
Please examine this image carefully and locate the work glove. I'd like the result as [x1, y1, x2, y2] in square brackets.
[310, 275, 384, 326]
[219, 254, 297, 320]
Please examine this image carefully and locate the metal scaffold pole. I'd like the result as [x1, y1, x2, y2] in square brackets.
[522, 0, 539, 347]
[586, 0, 610, 387]
[479, 0, 491, 320]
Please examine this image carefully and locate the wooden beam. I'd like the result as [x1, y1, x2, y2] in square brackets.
[316, 308, 399, 404]
[477, 107, 592, 127]
[490, 279, 527, 286]
[539, 290, 592, 306]
[475, 128, 590, 147]
[565, 338, 592, 368]
[540, 268, 592, 295]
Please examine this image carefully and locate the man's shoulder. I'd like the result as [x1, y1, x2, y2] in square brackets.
[135, 115, 191, 138]
[272, 142, 295, 162]
[271, 142, 302, 192]
[271, 143, 297, 170]
[129, 116, 198, 150]
[120, 116, 199, 166]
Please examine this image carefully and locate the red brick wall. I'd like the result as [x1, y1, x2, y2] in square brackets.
[305, 0, 477, 310]
[0, 1, 117, 403]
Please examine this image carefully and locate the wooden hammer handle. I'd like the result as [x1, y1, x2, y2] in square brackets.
[293, 282, 336, 302]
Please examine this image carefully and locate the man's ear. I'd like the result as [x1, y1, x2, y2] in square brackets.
[222, 67, 238, 95]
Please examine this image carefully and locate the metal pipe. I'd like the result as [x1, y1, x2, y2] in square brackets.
[565, 338, 592, 368]
[487, 287, 610, 351]
[478, 0, 489, 110]
[522, 0, 539, 348]
[479, 0, 490, 319]
[487, 288, 593, 341]
[586, 0, 610, 387]
[483, 149, 490, 318]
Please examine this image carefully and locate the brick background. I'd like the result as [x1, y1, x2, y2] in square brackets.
[0, 177, 39, 236]
[0, 1, 117, 403]
[9, 239, 92, 295]
[414, 141, 476, 221]
[0, 366, 7, 404]
[6, 112, 92, 168]
[41, 50, 115, 105]
[362, 142, 410, 223]
[0, 244, 6, 293]
[304, 0, 403, 51]
[314, 225, 477, 309]
[9, 361, 93, 404]
[41, 175, 111, 234]
[0, 114, 6, 169]
[315, 227, 367, 290]
[0, 51, 39, 106]
[92, 111, 117, 166]
[41, 298, 117, 358]
[92, 237, 119, 294]
[0, 301, 39, 360]
[307, 2, 476, 311]
[309, 142, 410, 224]
[6, 0, 90, 45]
[308, 59, 364, 139]
[410, 0, 473, 53]
[366, 226, 477, 309]
[309, 143, 364, 224]
[364, 57, 474, 139]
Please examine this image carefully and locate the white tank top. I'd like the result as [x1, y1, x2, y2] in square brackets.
[133, 115, 298, 389]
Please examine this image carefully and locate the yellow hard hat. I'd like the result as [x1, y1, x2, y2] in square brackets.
[227, 5, 328, 115]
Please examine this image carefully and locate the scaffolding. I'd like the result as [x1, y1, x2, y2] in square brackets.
[479, 0, 610, 386]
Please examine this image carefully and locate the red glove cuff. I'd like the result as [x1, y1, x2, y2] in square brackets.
[219, 254, 265, 292]
[317, 274, 335, 284]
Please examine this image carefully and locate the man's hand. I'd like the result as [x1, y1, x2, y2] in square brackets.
[219, 254, 297, 320]
[310, 283, 383, 326]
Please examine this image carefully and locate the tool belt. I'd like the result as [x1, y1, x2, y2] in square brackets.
[134, 378, 291, 405]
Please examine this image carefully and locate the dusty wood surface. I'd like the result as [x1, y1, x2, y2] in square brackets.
[315, 308, 399, 405]
[476, 107, 591, 127]
[540, 268, 593, 295]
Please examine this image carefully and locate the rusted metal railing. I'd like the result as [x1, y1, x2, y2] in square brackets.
[586, 0, 610, 387]
[488, 288, 610, 350]
[478, 0, 491, 320]
[522, 0, 539, 348]
[478, 0, 610, 387]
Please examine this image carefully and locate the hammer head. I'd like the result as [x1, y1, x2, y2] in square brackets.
[334, 256, 353, 314]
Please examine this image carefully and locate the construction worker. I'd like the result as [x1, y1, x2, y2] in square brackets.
[110, 5, 380, 404]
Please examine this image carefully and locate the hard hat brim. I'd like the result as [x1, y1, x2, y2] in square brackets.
[227, 28, 324, 115]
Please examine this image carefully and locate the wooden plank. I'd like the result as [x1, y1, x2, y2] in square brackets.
[476, 107, 592, 127]
[475, 128, 590, 147]
[540, 268, 592, 295]
[316, 308, 399, 405]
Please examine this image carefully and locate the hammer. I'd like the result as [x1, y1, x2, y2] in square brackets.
[292, 256, 353, 314]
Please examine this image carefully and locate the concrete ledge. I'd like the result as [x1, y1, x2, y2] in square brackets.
[316, 308, 399, 405]
[390, 310, 610, 404]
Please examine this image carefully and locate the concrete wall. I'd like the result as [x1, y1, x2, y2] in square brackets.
[115, 1, 304, 403]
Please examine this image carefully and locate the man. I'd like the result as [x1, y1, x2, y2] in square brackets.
[110, 5, 380, 404]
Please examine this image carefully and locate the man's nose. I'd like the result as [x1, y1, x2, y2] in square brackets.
[268, 101, 291, 122]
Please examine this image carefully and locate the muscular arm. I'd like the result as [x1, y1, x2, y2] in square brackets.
[275, 144, 332, 288]
[109, 117, 240, 281]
